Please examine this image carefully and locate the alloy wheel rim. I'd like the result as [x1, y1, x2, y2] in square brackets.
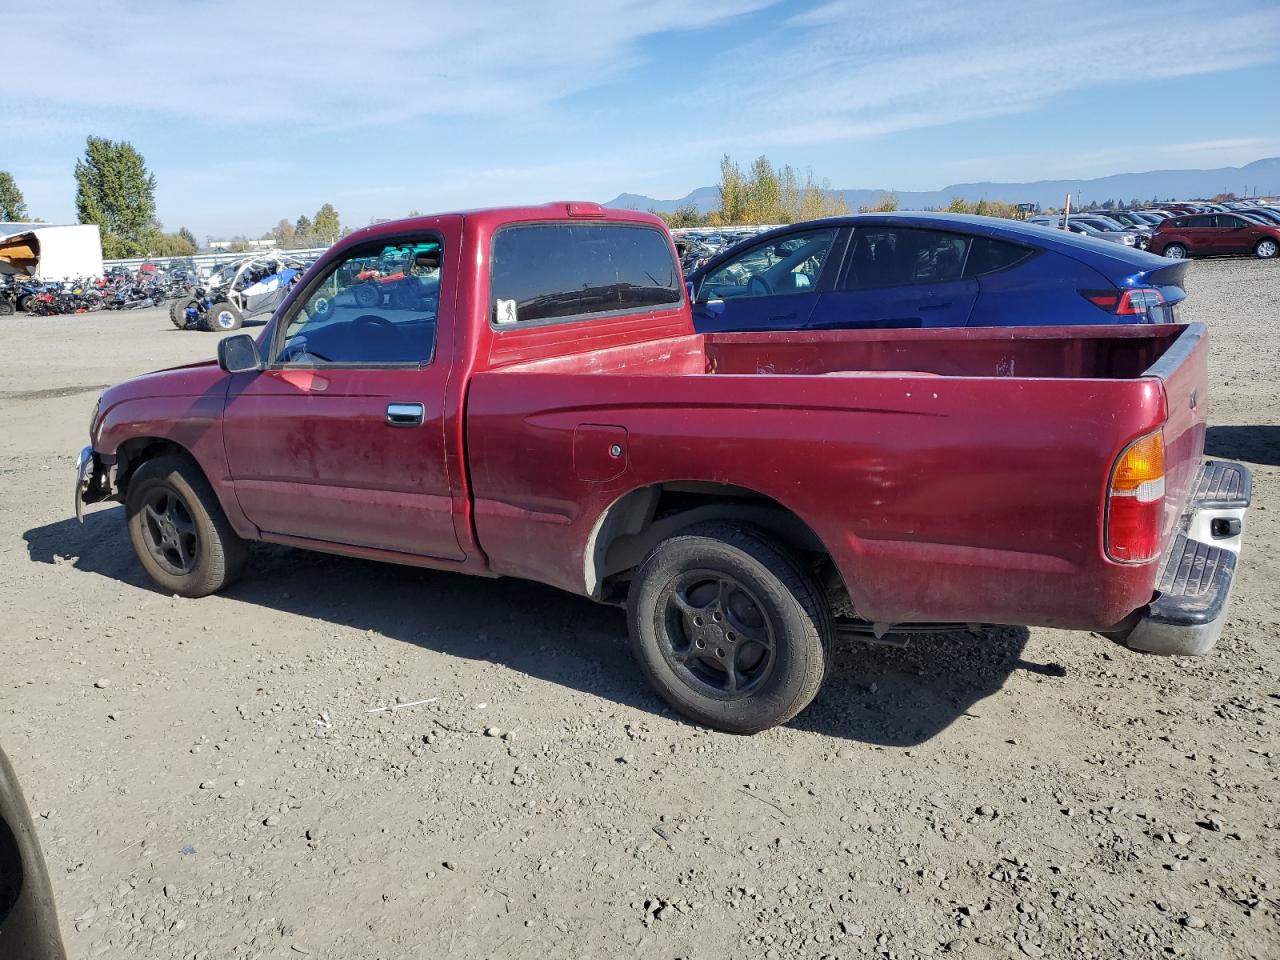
[141, 487, 199, 576]
[1259, 240, 1277, 258]
[659, 570, 775, 699]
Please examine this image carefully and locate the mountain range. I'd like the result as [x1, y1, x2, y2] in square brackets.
[605, 157, 1280, 214]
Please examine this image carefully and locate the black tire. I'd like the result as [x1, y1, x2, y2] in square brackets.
[125, 454, 247, 597]
[626, 522, 832, 734]
[202, 301, 242, 332]
[352, 282, 381, 308]
[16, 294, 31, 313]
[1162, 242, 1187, 259]
[169, 297, 196, 329]
[1254, 238, 1279, 260]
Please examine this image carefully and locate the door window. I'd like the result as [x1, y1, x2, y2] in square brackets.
[1184, 215, 1214, 228]
[841, 228, 971, 290]
[274, 237, 442, 365]
[699, 229, 837, 300]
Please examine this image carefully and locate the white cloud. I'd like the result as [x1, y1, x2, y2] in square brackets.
[5, 0, 770, 129]
[694, 0, 1280, 150]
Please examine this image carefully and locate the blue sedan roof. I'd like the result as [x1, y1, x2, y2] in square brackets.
[689, 212, 1177, 287]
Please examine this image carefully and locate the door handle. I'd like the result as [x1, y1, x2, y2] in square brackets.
[386, 402, 425, 427]
[768, 312, 798, 322]
[918, 301, 952, 311]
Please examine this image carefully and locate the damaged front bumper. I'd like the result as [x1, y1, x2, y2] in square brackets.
[74, 446, 114, 522]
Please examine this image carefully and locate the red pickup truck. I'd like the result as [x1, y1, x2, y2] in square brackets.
[76, 203, 1251, 733]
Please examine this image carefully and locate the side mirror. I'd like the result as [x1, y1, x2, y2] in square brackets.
[217, 334, 262, 374]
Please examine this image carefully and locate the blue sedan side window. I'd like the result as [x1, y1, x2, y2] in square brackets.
[700, 229, 836, 300]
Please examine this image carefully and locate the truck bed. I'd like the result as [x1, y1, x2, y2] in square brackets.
[493, 323, 1186, 381]
[467, 323, 1207, 632]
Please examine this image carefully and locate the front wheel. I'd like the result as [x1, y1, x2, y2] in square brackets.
[202, 301, 242, 331]
[1162, 243, 1187, 259]
[627, 522, 832, 734]
[1255, 238, 1278, 260]
[125, 454, 247, 597]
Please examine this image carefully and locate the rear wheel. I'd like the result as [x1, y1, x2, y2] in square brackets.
[202, 301, 242, 332]
[125, 454, 247, 597]
[627, 522, 832, 734]
[353, 282, 381, 308]
[169, 298, 196, 329]
[1162, 243, 1187, 259]
[1255, 238, 1278, 260]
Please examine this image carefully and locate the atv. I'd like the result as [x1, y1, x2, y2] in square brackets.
[169, 253, 305, 331]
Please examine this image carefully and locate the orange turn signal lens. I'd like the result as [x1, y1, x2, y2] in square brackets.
[1111, 431, 1165, 498]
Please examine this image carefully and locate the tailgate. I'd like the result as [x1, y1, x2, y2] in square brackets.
[1145, 323, 1208, 544]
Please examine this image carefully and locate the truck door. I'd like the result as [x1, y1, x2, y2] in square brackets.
[812, 227, 978, 329]
[221, 225, 464, 560]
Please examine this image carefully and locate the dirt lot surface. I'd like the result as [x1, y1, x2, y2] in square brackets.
[2, 261, 1278, 960]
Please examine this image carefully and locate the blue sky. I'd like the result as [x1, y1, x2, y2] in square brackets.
[4, 0, 1280, 239]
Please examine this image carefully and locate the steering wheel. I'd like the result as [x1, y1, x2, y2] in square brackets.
[352, 313, 409, 356]
[353, 314, 395, 332]
[747, 275, 773, 297]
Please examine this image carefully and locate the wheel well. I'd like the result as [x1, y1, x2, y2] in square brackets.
[585, 482, 851, 610]
[114, 438, 191, 496]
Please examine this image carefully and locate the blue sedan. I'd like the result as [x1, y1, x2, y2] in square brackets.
[686, 212, 1187, 333]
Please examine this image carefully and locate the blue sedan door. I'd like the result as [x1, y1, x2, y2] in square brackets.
[691, 227, 840, 332]
[811, 227, 978, 329]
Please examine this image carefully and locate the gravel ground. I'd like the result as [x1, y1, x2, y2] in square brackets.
[1, 259, 1277, 960]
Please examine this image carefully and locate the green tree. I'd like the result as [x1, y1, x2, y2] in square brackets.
[295, 214, 313, 238]
[177, 226, 197, 252]
[0, 171, 28, 220]
[797, 170, 848, 221]
[744, 155, 781, 223]
[271, 218, 296, 247]
[149, 230, 197, 256]
[860, 191, 898, 213]
[74, 136, 158, 258]
[313, 203, 341, 243]
[659, 202, 706, 228]
[717, 154, 747, 225]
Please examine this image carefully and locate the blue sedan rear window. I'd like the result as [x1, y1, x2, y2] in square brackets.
[963, 237, 1033, 277]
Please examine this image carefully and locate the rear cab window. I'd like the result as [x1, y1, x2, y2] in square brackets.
[489, 222, 681, 327]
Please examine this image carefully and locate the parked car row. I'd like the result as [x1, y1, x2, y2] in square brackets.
[1053, 201, 1280, 260]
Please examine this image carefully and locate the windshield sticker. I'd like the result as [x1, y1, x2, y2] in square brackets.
[495, 298, 518, 325]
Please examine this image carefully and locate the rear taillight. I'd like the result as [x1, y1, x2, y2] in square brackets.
[1082, 287, 1165, 320]
[1106, 430, 1166, 563]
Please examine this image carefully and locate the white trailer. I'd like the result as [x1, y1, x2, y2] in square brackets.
[0, 224, 105, 279]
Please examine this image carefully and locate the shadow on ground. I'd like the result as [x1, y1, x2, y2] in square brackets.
[1206, 424, 1280, 468]
[25, 509, 1063, 746]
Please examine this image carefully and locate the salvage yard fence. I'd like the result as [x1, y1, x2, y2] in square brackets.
[102, 247, 332, 272]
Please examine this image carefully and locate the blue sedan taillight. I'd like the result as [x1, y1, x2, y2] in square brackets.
[1081, 287, 1166, 322]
